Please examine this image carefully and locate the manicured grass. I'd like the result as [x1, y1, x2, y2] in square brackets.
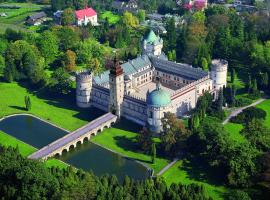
[224, 123, 246, 143]
[45, 159, 69, 169]
[0, 82, 104, 131]
[162, 160, 228, 200]
[92, 119, 170, 174]
[100, 11, 120, 25]
[256, 99, 270, 128]
[0, 131, 68, 168]
[0, 130, 36, 156]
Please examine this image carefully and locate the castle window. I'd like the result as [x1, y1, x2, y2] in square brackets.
[149, 111, 153, 118]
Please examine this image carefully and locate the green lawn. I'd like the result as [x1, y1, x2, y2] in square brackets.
[0, 131, 68, 169]
[224, 123, 246, 143]
[0, 82, 103, 131]
[0, 130, 36, 156]
[256, 99, 270, 128]
[100, 11, 120, 25]
[162, 160, 228, 200]
[92, 119, 170, 174]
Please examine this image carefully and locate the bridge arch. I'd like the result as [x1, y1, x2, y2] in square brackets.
[62, 148, 68, 155]
[69, 144, 75, 150]
[83, 137, 89, 142]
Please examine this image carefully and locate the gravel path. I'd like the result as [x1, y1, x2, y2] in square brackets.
[222, 98, 266, 125]
[157, 158, 179, 176]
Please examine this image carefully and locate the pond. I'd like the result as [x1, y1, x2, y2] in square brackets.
[0, 115, 149, 181]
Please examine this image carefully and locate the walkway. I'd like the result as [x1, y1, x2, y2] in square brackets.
[28, 113, 117, 160]
[222, 98, 266, 125]
[157, 158, 179, 176]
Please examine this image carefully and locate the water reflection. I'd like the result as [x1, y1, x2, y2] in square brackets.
[0, 115, 149, 181]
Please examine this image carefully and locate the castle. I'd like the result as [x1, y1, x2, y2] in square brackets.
[76, 30, 228, 133]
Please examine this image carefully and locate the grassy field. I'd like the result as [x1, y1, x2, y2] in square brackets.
[0, 130, 36, 156]
[256, 99, 270, 128]
[162, 160, 228, 200]
[224, 123, 246, 143]
[100, 11, 120, 25]
[0, 82, 103, 131]
[0, 2, 46, 33]
[92, 119, 170, 174]
[0, 131, 68, 169]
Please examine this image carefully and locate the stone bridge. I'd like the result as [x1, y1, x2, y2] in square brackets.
[28, 113, 117, 160]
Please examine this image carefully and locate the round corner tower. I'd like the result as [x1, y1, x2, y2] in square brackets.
[76, 71, 92, 108]
[211, 59, 228, 91]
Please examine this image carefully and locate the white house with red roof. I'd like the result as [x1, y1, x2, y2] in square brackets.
[75, 7, 98, 26]
[179, 0, 208, 11]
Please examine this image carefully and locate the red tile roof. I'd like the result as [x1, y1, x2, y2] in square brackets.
[75, 7, 97, 20]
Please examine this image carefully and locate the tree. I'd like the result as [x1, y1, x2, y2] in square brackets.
[51, 67, 72, 94]
[4, 40, 46, 86]
[226, 141, 258, 187]
[37, 31, 59, 65]
[166, 17, 177, 51]
[137, 9, 146, 22]
[137, 127, 152, 152]
[201, 57, 208, 71]
[122, 12, 139, 28]
[231, 68, 236, 83]
[24, 96, 31, 111]
[63, 50, 76, 72]
[241, 119, 270, 151]
[151, 143, 156, 164]
[62, 8, 75, 25]
[53, 26, 80, 51]
[161, 112, 189, 156]
[87, 58, 103, 75]
[0, 55, 5, 74]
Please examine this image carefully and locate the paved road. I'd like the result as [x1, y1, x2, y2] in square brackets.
[222, 98, 266, 125]
[157, 158, 179, 176]
[28, 113, 117, 159]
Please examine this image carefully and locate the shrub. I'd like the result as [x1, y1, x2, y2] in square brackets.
[235, 97, 253, 107]
[230, 107, 266, 124]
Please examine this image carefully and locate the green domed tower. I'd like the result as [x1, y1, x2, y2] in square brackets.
[147, 82, 171, 133]
[142, 30, 163, 56]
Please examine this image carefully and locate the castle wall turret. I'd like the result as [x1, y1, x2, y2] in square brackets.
[76, 71, 92, 108]
[211, 59, 228, 91]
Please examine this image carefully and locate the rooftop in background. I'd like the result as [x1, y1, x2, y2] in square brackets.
[75, 7, 97, 20]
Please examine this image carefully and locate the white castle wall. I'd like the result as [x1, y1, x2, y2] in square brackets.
[171, 87, 197, 117]
[91, 85, 110, 112]
[122, 95, 147, 125]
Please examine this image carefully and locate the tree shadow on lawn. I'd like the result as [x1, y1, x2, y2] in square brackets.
[9, 105, 27, 111]
[113, 135, 167, 164]
[113, 118, 142, 133]
[18, 82, 106, 122]
[180, 155, 227, 187]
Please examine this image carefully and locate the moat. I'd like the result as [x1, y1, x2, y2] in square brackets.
[0, 115, 148, 181]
